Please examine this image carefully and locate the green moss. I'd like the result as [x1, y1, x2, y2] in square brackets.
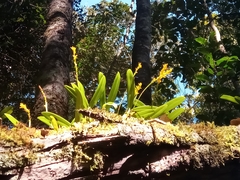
[90, 151, 104, 171]
[0, 124, 44, 169]
[0, 148, 38, 169]
[147, 121, 240, 169]
[0, 124, 41, 147]
[1, 109, 240, 172]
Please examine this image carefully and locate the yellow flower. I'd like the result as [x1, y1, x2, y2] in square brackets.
[134, 62, 142, 76]
[71, 46, 77, 56]
[71, 46, 79, 82]
[155, 63, 172, 83]
[136, 64, 172, 102]
[20, 103, 31, 127]
[135, 82, 142, 95]
[71, 46, 78, 61]
[20, 103, 30, 113]
[39, 85, 48, 111]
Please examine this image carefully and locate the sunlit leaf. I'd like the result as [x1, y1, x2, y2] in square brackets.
[107, 72, 120, 104]
[64, 85, 77, 99]
[164, 96, 185, 113]
[126, 69, 135, 109]
[133, 99, 145, 107]
[216, 56, 230, 66]
[50, 115, 58, 131]
[90, 73, 106, 108]
[41, 111, 71, 127]
[4, 113, 19, 126]
[168, 108, 185, 121]
[195, 37, 208, 45]
[0, 106, 13, 119]
[98, 72, 106, 108]
[220, 95, 239, 104]
[150, 104, 168, 119]
[37, 116, 51, 127]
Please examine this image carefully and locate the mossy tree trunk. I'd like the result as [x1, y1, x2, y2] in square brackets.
[132, 0, 152, 105]
[33, 0, 73, 125]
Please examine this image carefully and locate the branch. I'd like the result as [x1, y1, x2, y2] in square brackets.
[203, 0, 227, 54]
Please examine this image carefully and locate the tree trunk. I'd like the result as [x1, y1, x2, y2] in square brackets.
[33, 0, 73, 125]
[132, 0, 152, 105]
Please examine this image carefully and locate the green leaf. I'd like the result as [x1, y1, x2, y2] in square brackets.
[132, 105, 155, 112]
[76, 81, 89, 107]
[196, 47, 211, 55]
[126, 69, 135, 109]
[71, 118, 75, 125]
[0, 106, 13, 119]
[234, 96, 240, 104]
[168, 108, 185, 121]
[41, 112, 71, 127]
[198, 85, 213, 93]
[133, 99, 146, 107]
[164, 96, 185, 113]
[216, 71, 223, 76]
[73, 86, 82, 122]
[207, 68, 214, 75]
[76, 81, 86, 95]
[132, 105, 157, 119]
[98, 72, 106, 108]
[134, 108, 155, 119]
[150, 104, 168, 119]
[98, 72, 105, 82]
[216, 56, 238, 66]
[205, 53, 215, 68]
[71, 81, 89, 122]
[195, 37, 208, 45]
[72, 82, 89, 108]
[102, 102, 118, 110]
[4, 113, 19, 126]
[220, 95, 239, 104]
[216, 56, 230, 66]
[64, 85, 77, 99]
[37, 116, 51, 127]
[89, 73, 106, 108]
[195, 74, 210, 82]
[107, 72, 120, 103]
[50, 115, 59, 131]
[229, 56, 239, 61]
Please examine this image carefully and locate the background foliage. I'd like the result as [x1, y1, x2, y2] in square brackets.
[1, 0, 240, 125]
[0, 0, 47, 122]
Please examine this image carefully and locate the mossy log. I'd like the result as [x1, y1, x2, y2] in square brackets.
[0, 109, 240, 180]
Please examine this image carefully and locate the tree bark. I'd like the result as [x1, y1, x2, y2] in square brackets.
[132, 0, 152, 105]
[1, 109, 240, 180]
[33, 0, 73, 125]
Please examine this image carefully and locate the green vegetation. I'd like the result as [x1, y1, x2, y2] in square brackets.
[1, 0, 240, 127]
[4, 45, 185, 129]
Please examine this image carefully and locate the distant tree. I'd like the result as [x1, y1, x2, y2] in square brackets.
[33, 0, 73, 125]
[73, 0, 133, 97]
[132, 0, 152, 105]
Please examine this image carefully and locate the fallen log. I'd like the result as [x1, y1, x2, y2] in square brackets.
[0, 109, 240, 180]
